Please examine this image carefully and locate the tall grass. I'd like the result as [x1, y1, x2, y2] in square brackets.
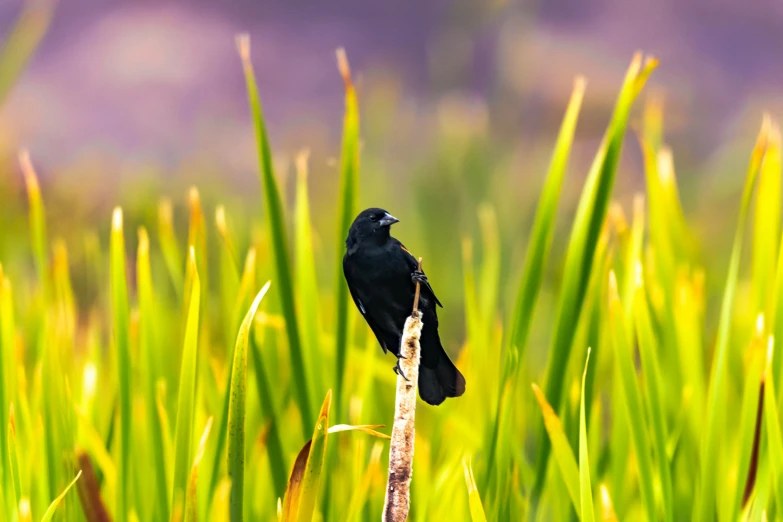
[1, 27, 783, 522]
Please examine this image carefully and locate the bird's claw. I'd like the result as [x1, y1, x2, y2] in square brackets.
[411, 270, 428, 285]
[393, 360, 411, 382]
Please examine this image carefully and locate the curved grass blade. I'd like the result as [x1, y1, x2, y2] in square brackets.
[532, 54, 657, 506]
[40, 470, 82, 522]
[110, 208, 132, 522]
[280, 394, 388, 522]
[697, 117, 769, 522]
[236, 33, 313, 430]
[171, 248, 202, 519]
[488, 77, 587, 483]
[463, 458, 487, 522]
[227, 281, 272, 522]
[208, 248, 258, 502]
[333, 48, 361, 412]
[507, 76, 586, 361]
[530, 383, 580, 517]
[579, 349, 594, 522]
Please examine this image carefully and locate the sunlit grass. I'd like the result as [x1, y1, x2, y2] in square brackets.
[1, 24, 783, 522]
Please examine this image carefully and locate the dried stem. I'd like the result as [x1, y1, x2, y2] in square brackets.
[383, 257, 424, 521]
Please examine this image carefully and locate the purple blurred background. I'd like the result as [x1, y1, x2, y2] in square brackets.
[2, 0, 783, 224]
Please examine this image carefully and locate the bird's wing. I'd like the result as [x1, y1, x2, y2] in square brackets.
[397, 242, 443, 308]
[344, 257, 390, 353]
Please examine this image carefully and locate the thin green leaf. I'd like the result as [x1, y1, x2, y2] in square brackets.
[40, 471, 82, 522]
[294, 150, 324, 403]
[463, 458, 487, 522]
[236, 33, 313, 430]
[533, 54, 657, 505]
[209, 247, 258, 503]
[530, 383, 580, 517]
[697, 117, 769, 522]
[171, 248, 202, 518]
[228, 281, 272, 522]
[333, 48, 361, 413]
[579, 348, 594, 522]
[137, 227, 170, 520]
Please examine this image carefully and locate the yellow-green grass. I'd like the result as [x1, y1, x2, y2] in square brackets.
[1, 25, 783, 522]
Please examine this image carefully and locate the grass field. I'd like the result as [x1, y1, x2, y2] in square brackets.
[2, 4, 783, 521]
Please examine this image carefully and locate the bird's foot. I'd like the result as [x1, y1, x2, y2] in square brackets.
[411, 270, 428, 286]
[393, 360, 410, 382]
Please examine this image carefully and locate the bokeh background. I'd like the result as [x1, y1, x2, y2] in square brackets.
[1, 0, 782, 373]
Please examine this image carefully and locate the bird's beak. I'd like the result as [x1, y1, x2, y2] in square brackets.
[379, 213, 399, 227]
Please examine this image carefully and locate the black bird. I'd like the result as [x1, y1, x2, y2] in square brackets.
[343, 207, 466, 405]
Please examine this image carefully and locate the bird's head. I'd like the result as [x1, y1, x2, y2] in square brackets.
[347, 207, 399, 247]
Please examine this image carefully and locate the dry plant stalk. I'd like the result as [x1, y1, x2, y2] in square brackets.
[383, 258, 424, 522]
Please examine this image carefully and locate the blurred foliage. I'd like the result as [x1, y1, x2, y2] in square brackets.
[1, 7, 783, 521]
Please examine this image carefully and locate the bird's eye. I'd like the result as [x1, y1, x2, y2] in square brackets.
[369, 215, 379, 222]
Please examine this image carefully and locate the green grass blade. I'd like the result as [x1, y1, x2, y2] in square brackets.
[634, 265, 674, 522]
[532, 54, 657, 507]
[0, 0, 55, 107]
[608, 272, 656, 521]
[171, 248, 202, 519]
[333, 48, 361, 412]
[579, 348, 594, 522]
[508, 76, 586, 361]
[236, 34, 312, 430]
[294, 150, 323, 402]
[227, 281, 272, 522]
[488, 75, 586, 480]
[110, 208, 132, 522]
[137, 227, 170, 521]
[530, 383, 580, 517]
[40, 470, 82, 522]
[696, 118, 769, 522]
[208, 247, 257, 502]
[463, 458, 488, 522]
[249, 320, 288, 499]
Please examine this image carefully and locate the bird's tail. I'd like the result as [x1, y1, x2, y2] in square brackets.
[418, 350, 466, 406]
